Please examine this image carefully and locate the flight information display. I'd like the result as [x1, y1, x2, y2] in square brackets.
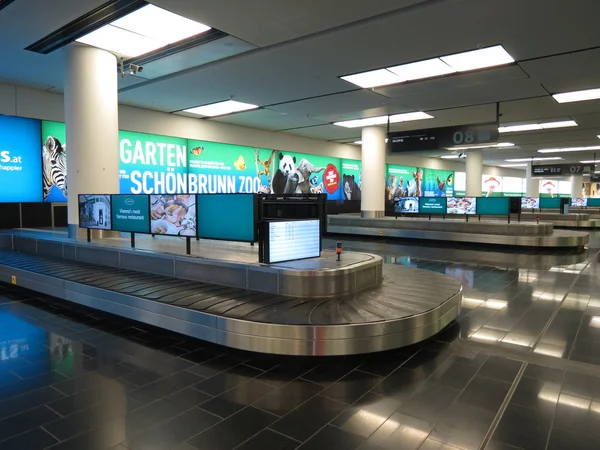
[266, 220, 320, 264]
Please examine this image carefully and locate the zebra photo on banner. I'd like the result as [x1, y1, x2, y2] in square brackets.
[42, 136, 67, 202]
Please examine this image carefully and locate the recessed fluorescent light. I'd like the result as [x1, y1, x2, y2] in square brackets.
[538, 145, 600, 154]
[540, 120, 578, 129]
[111, 4, 211, 45]
[553, 87, 600, 103]
[184, 100, 259, 117]
[498, 120, 577, 133]
[389, 111, 434, 123]
[334, 112, 433, 128]
[76, 4, 211, 58]
[500, 164, 527, 167]
[340, 69, 403, 89]
[388, 58, 456, 82]
[580, 160, 600, 164]
[440, 45, 515, 72]
[441, 155, 460, 159]
[447, 142, 514, 150]
[354, 139, 388, 145]
[505, 157, 563, 162]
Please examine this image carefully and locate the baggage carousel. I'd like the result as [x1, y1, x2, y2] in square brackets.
[0, 230, 462, 356]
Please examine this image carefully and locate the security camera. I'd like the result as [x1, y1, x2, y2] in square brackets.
[459, 153, 467, 159]
[128, 64, 143, 75]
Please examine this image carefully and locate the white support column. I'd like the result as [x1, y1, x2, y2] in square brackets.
[64, 45, 119, 238]
[571, 175, 583, 198]
[360, 126, 386, 218]
[526, 162, 537, 197]
[465, 150, 482, 197]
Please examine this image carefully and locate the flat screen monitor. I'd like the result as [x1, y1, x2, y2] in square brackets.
[571, 198, 588, 207]
[197, 194, 255, 242]
[263, 219, 320, 264]
[111, 194, 150, 233]
[419, 197, 447, 214]
[150, 194, 196, 237]
[447, 197, 477, 215]
[477, 197, 510, 215]
[394, 197, 419, 214]
[78, 195, 112, 230]
[521, 197, 540, 209]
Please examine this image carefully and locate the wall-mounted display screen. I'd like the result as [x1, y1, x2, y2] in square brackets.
[111, 195, 150, 233]
[521, 197, 540, 209]
[0, 116, 43, 203]
[477, 197, 510, 215]
[150, 194, 196, 236]
[588, 198, 600, 207]
[571, 198, 588, 207]
[197, 194, 255, 242]
[394, 197, 419, 213]
[264, 220, 320, 264]
[447, 197, 476, 214]
[78, 195, 111, 229]
[419, 197, 447, 214]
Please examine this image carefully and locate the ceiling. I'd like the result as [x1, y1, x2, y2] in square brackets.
[2, 0, 600, 169]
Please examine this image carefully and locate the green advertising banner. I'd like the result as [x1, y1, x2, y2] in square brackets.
[477, 197, 510, 215]
[419, 197, 447, 214]
[111, 194, 150, 233]
[387, 165, 454, 198]
[42, 120, 68, 202]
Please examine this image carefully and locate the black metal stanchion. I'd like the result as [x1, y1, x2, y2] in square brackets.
[87, 228, 91, 243]
[336, 242, 342, 261]
[186, 236, 191, 255]
[131, 232, 135, 248]
[508, 214, 511, 224]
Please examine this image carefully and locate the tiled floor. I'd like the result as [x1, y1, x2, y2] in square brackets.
[1, 234, 600, 449]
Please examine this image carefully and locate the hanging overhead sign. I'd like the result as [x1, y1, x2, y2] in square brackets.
[387, 123, 499, 152]
[532, 164, 592, 176]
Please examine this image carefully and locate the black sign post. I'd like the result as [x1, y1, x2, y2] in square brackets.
[387, 123, 499, 153]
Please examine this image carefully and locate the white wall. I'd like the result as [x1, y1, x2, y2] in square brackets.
[0, 82, 528, 178]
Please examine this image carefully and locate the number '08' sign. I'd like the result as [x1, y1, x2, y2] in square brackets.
[452, 131, 476, 145]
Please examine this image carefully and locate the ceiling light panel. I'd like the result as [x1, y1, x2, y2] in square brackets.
[580, 160, 600, 164]
[389, 111, 434, 123]
[553, 88, 600, 103]
[500, 164, 527, 167]
[538, 145, 600, 154]
[340, 69, 403, 89]
[387, 58, 456, 82]
[334, 112, 433, 128]
[447, 143, 514, 150]
[498, 120, 577, 133]
[76, 4, 211, 58]
[440, 45, 515, 72]
[441, 155, 460, 159]
[505, 157, 563, 162]
[184, 100, 258, 117]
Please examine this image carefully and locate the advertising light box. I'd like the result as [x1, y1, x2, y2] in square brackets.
[477, 197, 510, 215]
[41, 121, 67, 202]
[395, 197, 419, 213]
[387, 165, 454, 198]
[447, 197, 476, 214]
[111, 195, 150, 233]
[503, 177, 526, 197]
[150, 194, 196, 236]
[79, 195, 111, 230]
[0, 116, 43, 203]
[264, 219, 321, 264]
[341, 160, 361, 200]
[419, 197, 447, 214]
[540, 197, 561, 209]
[482, 175, 502, 197]
[197, 194, 255, 242]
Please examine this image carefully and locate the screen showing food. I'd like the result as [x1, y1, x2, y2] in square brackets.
[78, 195, 111, 229]
[571, 198, 588, 207]
[521, 197, 540, 209]
[394, 197, 419, 214]
[197, 194, 255, 242]
[447, 197, 476, 214]
[477, 197, 510, 215]
[266, 220, 320, 264]
[419, 197, 447, 214]
[111, 195, 150, 233]
[150, 195, 196, 236]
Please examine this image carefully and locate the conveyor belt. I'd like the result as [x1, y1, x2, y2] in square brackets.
[0, 250, 461, 356]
